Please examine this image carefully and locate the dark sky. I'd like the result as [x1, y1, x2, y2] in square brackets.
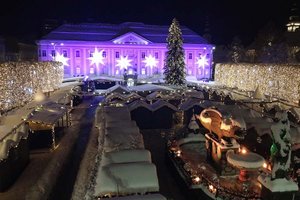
[0, 0, 298, 45]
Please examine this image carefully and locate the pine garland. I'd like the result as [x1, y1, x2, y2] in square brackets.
[164, 18, 186, 86]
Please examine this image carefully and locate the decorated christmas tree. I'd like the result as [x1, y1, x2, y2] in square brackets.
[164, 18, 186, 85]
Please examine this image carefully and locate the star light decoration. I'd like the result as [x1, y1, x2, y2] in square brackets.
[116, 55, 132, 70]
[196, 55, 209, 68]
[88, 48, 105, 67]
[143, 55, 158, 68]
[54, 52, 69, 66]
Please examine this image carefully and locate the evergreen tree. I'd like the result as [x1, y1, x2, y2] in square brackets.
[227, 36, 244, 63]
[164, 18, 186, 85]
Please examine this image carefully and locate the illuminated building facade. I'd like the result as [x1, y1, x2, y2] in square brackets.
[37, 22, 214, 79]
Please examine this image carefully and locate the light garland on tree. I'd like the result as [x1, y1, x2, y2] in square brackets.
[0, 61, 64, 113]
[215, 63, 300, 104]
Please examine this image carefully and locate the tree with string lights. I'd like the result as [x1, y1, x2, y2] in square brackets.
[164, 18, 186, 86]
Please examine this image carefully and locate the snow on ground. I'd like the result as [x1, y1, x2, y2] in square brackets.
[226, 151, 265, 169]
[258, 175, 299, 192]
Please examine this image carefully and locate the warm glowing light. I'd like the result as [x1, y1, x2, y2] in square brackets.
[54, 52, 69, 66]
[176, 150, 181, 157]
[196, 55, 209, 68]
[116, 55, 132, 70]
[263, 163, 268, 168]
[88, 48, 105, 67]
[143, 55, 158, 68]
[240, 147, 247, 154]
[193, 176, 200, 183]
[215, 63, 300, 104]
[209, 185, 214, 190]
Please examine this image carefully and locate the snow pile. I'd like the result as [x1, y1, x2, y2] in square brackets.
[101, 149, 152, 166]
[258, 175, 298, 192]
[226, 150, 265, 169]
[95, 162, 159, 197]
[93, 105, 160, 198]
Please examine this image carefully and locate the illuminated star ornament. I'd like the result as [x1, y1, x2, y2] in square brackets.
[196, 55, 209, 68]
[143, 55, 158, 68]
[88, 48, 105, 67]
[116, 55, 132, 70]
[54, 52, 69, 66]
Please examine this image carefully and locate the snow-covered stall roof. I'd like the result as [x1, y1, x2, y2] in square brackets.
[105, 92, 143, 103]
[150, 100, 178, 112]
[183, 90, 204, 99]
[0, 115, 27, 141]
[105, 120, 137, 129]
[104, 128, 144, 152]
[104, 106, 130, 113]
[178, 98, 203, 111]
[104, 112, 132, 123]
[129, 84, 173, 92]
[102, 149, 152, 166]
[106, 84, 130, 94]
[94, 162, 159, 197]
[127, 100, 152, 111]
[107, 194, 167, 200]
[26, 101, 67, 129]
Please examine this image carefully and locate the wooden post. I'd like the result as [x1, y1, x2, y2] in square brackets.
[51, 126, 56, 150]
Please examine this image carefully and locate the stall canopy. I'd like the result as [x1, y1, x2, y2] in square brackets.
[26, 101, 69, 149]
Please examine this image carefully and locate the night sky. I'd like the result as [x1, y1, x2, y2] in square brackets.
[0, 0, 298, 45]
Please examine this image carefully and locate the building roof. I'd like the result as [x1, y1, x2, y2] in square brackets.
[40, 22, 209, 44]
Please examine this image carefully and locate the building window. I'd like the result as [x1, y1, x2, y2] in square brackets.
[155, 52, 159, 59]
[102, 51, 106, 58]
[115, 51, 120, 58]
[76, 67, 80, 74]
[90, 68, 94, 74]
[63, 50, 67, 57]
[42, 50, 47, 57]
[76, 50, 80, 57]
[51, 50, 56, 57]
[188, 53, 193, 59]
[141, 52, 145, 58]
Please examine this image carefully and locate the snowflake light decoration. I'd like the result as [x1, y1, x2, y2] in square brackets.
[196, 55, 209, 68]
[143, 55, 158, 68]
[54, 52, 69, 66]
[116, 55, 132, 70]
[88, 48, 105, 67]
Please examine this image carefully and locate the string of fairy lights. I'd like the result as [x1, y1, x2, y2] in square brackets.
[215, 63, 300, 104]
[0, 61, 64, 113]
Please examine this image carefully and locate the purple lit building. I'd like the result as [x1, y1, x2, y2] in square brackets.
[37, 22, 214, 79]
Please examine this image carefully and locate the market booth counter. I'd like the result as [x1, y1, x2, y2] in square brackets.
[0, 119, 29, 192]
[26, 101, 70, 150]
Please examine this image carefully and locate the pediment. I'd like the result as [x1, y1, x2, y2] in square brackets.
[112, 32, 151, 45]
